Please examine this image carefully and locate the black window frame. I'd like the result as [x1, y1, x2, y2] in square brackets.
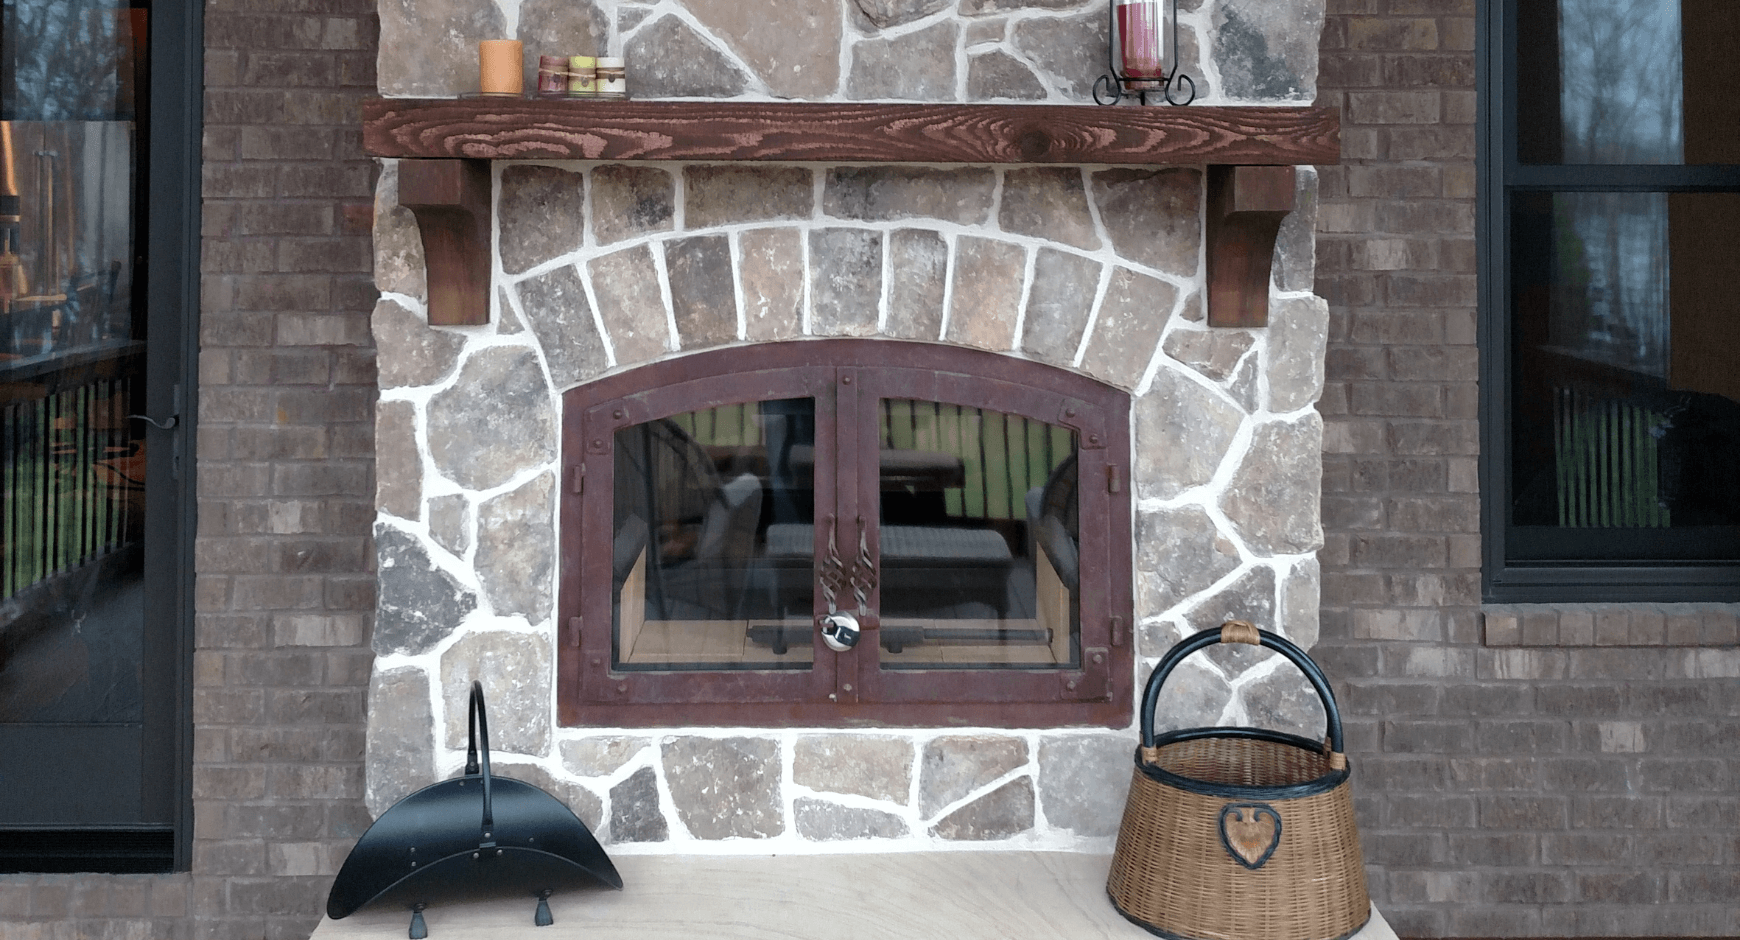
[1477, 0, 1740, 603]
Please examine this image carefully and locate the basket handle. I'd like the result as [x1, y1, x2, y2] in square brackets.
[463, 680, 496, 844]
[1139, 621, 1345, 767]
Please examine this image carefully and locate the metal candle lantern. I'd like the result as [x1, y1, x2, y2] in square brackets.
[1094, 0, 1194, 106]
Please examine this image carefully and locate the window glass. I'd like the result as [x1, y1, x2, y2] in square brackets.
[1517, 0, 1740, 165]
[1507, 190, 1740, 561]
[1, 0, 155, 832]
[611, 400, 816, 671]
[875, 400, 1078, 670]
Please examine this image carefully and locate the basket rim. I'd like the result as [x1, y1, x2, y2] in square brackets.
[1134, 727, 1350, 800]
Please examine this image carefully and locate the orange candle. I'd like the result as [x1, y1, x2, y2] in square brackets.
[478, 39, 524, 95]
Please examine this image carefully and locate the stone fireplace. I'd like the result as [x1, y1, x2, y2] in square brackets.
[363, 0, 1331, 852]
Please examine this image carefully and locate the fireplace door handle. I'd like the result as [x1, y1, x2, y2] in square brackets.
[819, 611, 861, 652]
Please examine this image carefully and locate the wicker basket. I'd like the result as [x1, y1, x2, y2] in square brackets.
[1107, 621, 1369, 940]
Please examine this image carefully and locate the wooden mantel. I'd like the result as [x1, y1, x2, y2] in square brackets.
[363, 97, 1340, 327]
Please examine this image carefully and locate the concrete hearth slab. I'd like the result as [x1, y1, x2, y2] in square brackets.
[309, 851, 1397, 940]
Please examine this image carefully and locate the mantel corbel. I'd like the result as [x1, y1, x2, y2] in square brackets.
[396, 158, 491, 327]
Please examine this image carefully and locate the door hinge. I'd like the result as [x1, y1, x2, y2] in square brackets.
[1110, 615, 1125, 647]
[565, 617, 583, 647]
[569, 465, 585, 495]
[1107, 465, 1122, 494]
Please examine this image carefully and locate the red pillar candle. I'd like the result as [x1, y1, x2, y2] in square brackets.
[1115, 0, 1166, 81]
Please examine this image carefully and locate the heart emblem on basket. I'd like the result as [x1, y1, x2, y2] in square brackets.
[1218, 802, 1282, 870]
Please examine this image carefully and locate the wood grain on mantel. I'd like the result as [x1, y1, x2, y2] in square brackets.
[363, 97, 1340, 166]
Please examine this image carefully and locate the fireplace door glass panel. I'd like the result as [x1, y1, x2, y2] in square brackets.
[1507, 190, 1740, 561]
[874, 399, 1078, 670]
[611, 399, 817, 671]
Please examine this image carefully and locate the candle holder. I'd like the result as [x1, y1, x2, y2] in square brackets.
[1093, 0, 1194, 106]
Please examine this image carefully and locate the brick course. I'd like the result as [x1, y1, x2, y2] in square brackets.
[1315, 1, 1739, 935]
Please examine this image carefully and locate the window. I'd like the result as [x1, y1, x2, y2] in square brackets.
[558, 341, 1134, 727]
[1479, 0, 1740, 601]
[0, 0, 199, 871]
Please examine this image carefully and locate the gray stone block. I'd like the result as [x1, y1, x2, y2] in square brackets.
[426, 347, 557, 491]
[474, 473, 555, 622]
[1135, 368, 1242, 498]
[919, 735, 1028, 816]
[494, 761, 603, 830]
[517, 0, 608, 65]
[1187, 566, 1278, 673]
[1212, 0, 1321, 101]
[739, 227, 805, 342]
[1272, 166, 1318, 292]
[824, 167, 996, 225]
[561, 736, 650, 777]
[374, 526, 476, 656]
[441, 631, 553, 757]
[885, 229, 949, 341]
[589, 244, 672, 366]
[1037, 735, 1130, 837]
[377, 0, 506, 96]
[498, 164, 585, 276]
[364, 667, 435, 818]
[609, 767, 669, 842]
[1011, 10, 1105, 99]
[847, 22, 959, 100]
[666, 235, 739, 348]
[684, 166, 815, 229]
[623, 16, 751, 98]
[1242, 661, 1327, 740]
[929, 777, 1035, 840]
[1080, 266, 1174, 390]
[962, 0, 1090, 12]
[809, 228, 882, 336]
[426, 494, 470, 558]
[515, 264, 608, 388]
[375, 402, 420, 522]
[662, 737, 784, 839]
[1134, 505, 1240, 622]
[999, 168, 1098, 250]
[794, 735, 913, 803]
[1090, 168, 1201, 277]
[967, 51, 1048, 100]
[1266, 295, 1329, 412]
[1021, 248, 1099, 367]
[592, 165, 675, 247]
[683, 0, 841, 98]
[946, 236, 1025, 351]
[1162, 329, 1255, 383]
[374, 163, 425, 300]
[1280, 556, 1320, 649]
[794, 798, 909, 841]
[373, 297, 462, 390]
[1219, 413, 1324, 555]
[496, 286, 524, 335]
[855, 0, 951, 29]
[1148, 657, 1235, 732]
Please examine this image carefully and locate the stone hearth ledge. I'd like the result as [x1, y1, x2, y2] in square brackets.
[308, 852, 1397, 939]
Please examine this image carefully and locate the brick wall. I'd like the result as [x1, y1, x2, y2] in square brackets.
[1314, 0, 1739, 935]
[192, 1, 380, 936]
[0, 3, 380, 939]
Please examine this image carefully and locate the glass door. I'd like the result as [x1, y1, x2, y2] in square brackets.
[0, 0, 191, 871]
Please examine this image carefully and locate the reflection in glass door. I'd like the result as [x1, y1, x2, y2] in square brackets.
[0, 0, 184, 871]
